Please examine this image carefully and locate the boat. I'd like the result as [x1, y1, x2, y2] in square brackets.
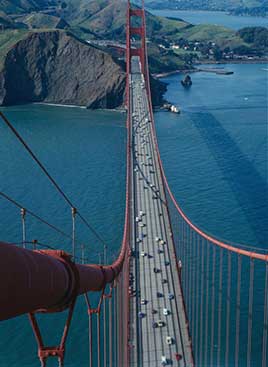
[181, 75, 192, 88]
[170, 105, 180, 114]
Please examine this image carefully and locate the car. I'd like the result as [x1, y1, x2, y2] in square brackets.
[163, 308, 169, 316]
[138, 222, 145, 227]
[140, 299, 147, 305]
[153, 267, 160, 274]
[175, 353, 182, 361]
[139, 210, 145, 217]
[161, 356, 168, 366]
[157, 249, 163, 254]
[157, 292, 163, 298]
[166, 336, 173, 345]
[135, 216, 140, 223]
[157, 320, 165, 327]
[165, 261, 170, 266]
[151, 309, 157, 314]
[138, 312, 145, 319]
[168, 294, 174, 300]
[152, 321, 158, 329]
[162, 279, 167, 284]
[159, 240, 165, 245]
[155, 237, 160, 243]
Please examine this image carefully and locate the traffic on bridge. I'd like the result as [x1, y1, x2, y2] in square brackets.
[128, 57, 193, 366]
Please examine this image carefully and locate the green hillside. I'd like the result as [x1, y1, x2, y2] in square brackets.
[0, 0, 59, 14]
[60, 0, 189, 40]
[146, 0, 267, 11]
[22, 13, 69, 29]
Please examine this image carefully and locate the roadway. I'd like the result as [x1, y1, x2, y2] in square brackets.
[128, 57, 193, 367]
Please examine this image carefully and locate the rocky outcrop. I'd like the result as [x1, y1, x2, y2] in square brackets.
[0, 30, 166, 108]
[0, 30, 126, 108]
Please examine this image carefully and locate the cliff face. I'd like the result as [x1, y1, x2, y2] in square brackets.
[0, 30, 166, 108]
[0, 31, 126, 108]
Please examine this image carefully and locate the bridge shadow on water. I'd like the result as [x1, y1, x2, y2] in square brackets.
[188, 111, 268, 247]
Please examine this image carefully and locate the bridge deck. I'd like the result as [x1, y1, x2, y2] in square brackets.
[129, 57, 193, 367]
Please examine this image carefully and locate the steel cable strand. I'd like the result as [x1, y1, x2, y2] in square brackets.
[0, 112, 107, 250]
[0, 191, 72, 240]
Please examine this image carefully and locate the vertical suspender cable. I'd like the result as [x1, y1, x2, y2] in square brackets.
[247, 258, 254, 367]
[217, 248, 223, 366]
[119, 278, 123, 366]
[235, 255, 242, 367]
[191, 231, 196, 341]
[109, 291, 113, 367]
[179, 217, 183, 259]
[199, 238, 205, 364]
[114, 285, 118, 366]
[183, 221, 186, 291]
[21, 208, 26, 248]
[97, 253, 102, 367]
[103, 247, 107, 367]
[97, 311, 101, 367]
[204, 241, 210, 367]
[210, 245, 216, 365]
[195, 235, 200, 362]
[186, 226, 190, 311]
[72, 207, 77, 259]
[85, 293, 93, 367]
[225, 252, 232, 367]
[262, 262, 268, 367]
[188, 228, 192, 327]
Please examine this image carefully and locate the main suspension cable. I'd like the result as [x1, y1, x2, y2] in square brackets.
[0, 112, 107, 248]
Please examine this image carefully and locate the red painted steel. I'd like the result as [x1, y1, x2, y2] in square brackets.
[0, 241, 130, 320]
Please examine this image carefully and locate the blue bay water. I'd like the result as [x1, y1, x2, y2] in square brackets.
[155, 63, 268, 248]
[150, 9, 268, 30]
[0, 63, 267, 365]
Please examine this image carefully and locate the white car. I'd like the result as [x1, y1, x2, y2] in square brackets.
[161, 356, 168, 366]
[140, 251, 146, 257]
[163, 308, 169, 316]
[166, 336, 173, 345]
[141, 299, 147, 305]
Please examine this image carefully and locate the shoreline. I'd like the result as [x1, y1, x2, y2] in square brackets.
[34, 102, 87, 109]
[154, 59, 268, 78]
[149, 8, 268, 19]
[33, 102, 126, 113]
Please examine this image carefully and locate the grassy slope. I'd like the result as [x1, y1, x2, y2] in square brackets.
[0, 29, 29, 69]
[0, 0, 57, 14]
[22, 13, 66, 29]
[146, 0, 264, 10]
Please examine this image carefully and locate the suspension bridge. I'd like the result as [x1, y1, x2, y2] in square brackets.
[0, 1, 267, 367]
